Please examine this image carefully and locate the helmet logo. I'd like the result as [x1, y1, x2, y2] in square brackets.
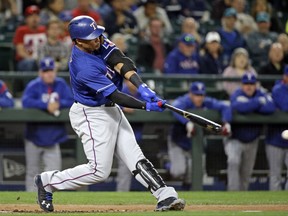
[90, 22, 97, 30]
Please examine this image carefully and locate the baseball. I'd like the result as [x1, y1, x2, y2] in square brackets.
[281, 130, 288, 140]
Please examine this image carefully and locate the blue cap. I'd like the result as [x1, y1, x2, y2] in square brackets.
[223, 8, 237, 17]
[179, 33, 195, 45]
[40, 57, 55, 71]
[59, 10, 73, 22]
[256, 12, 270, 22]
[242, 73, 257, 84]
[190, 82, 206, 95]
[284, 65, 288, 75]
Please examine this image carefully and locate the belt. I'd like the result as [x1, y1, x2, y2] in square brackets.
[74, 101, 115, 107]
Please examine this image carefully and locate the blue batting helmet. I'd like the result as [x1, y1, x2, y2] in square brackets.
[68, 15, 105, 40]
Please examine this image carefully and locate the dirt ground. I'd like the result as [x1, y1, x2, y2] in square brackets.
[1, 204, 288, 213]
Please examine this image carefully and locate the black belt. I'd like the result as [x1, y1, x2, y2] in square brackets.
[74, 101, 115, 107]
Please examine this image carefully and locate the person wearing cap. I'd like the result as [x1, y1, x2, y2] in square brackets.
[37, 19, 71, 71]
[164, 33, 199, 74]
[199, 31, 224, 74]
[58, 10, 74, 47]
[167, 81, 232, 190]
[246, 11, 278, 71]
[21, 56, 74, 191]
[13, 5, 47, 72]
[217, 7, 246, 68]
[34, 15, 185, 212]
[0, 80, 14, 108]
[265, 65, 288, 191]
[226, 72, 275, 191]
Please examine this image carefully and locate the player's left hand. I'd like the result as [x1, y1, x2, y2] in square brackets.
[221, 122, 231, 136]
[145, 100, 166, 112]
[138, 83, 160, 102]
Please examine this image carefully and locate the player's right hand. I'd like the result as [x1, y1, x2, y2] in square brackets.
[145, 100, 166, 112]
[138, 83, 160, 102]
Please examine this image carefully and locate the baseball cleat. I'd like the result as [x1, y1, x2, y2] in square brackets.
[34, 174, 54, 212]
[155, 197, 186, 211]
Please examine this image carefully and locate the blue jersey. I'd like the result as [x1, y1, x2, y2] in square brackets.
[69, 37, 123, 107]
[22, 77, 74, 146]
[170, 93, 232, 150]
[0, 80, 14, 108]
[163, 48, 199, 75]
[266, 81, 288, 148]
[230, 88, 275, 143]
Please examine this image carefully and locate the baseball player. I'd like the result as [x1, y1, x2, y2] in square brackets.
[226, 73, 275, 191]
[34, 16, 185, 212]
[168, 81, 232, 189]
[22, 57, 74, 191]
[265, 66, 288, 190]
[0, 80, 14, 108]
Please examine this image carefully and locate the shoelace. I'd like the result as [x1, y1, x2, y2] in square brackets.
[45, 192, 53, 201]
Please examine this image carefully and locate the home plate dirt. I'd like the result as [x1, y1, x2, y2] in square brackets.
[1, 204, 288, 213]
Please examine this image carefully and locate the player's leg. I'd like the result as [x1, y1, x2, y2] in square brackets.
[115, 110, 185, 211]
[240, 139, 258, 190]
[224, 139, 243, 191]
[266, 144, 284, 190]
[116, 157, 132, 191]
[42, 144, 62, 172]
[24, 139, 41, 191]
[284, 149, 288, 190]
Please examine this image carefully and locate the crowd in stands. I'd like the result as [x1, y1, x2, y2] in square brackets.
[0, 0, 287, 191]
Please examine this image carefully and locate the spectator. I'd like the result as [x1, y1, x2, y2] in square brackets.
[217, 7, 246, 68]
[222, 47, 256, 96]
[13, 5, 46, 72]
[246, 12, 278, 71]
[136, 17, 170, 74]
[103, 0, 138, 36]
[277, 33, 288, 64]
[226, 72, 275, 191]
[22, 57, 74, 191]
[258, 42, 285, 91]
[0, 80, 14, 108]
[210, 0, 231, 21]
[37, 19, 71, 71]
[58, 10, 73, 48]
[39, 0, 65, 25]
[115, 79, 144, 191]
[199, 31, 224, 74]
[181, 17, 202, 45]
[167, 81, 232, 190]
[231, 0, 258, 37]
[90, 0, 112, 20]
[265, 66, 288, 190]
[0, 0, 22, 31]
[163, 33, 199, 75]
[71, 0, 103, 25]
[133, 0, 173, 35]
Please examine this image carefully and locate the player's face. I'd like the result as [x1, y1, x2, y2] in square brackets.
[40, 70, 56, 84]
[77, 37, 101, 53]
[242, 83, 256, 96]
[189, 93, 204, 108]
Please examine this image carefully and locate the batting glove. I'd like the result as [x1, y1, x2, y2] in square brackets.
[138, 83, 160, 102]
[186, 121, 195, 138]
[221, 122, 231, 136]
[146, 100, 166, 112]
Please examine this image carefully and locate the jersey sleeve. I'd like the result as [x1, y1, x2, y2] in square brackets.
[100, 36, 117, 61]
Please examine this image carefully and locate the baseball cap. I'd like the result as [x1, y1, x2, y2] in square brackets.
[179, 34, 195, 46]
[190, 82, 206, 95]
[40, 57, 55, 71]
[25, 5, 40, 16]
[59, 10, 73, 22]
[256, 12, 270, 23]
[284, 65, 288, 75]
[205, 31, 221, 43]
[223, 8, 237, 18]
[242, 73, 257, 84]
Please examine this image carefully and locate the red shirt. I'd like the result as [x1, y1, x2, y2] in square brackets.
[13, 25, 47, 61]
[71, 8, 101, 23]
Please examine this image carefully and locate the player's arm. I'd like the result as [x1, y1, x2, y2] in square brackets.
[107, 89, 165, 112]
[106, 49, 160, 102]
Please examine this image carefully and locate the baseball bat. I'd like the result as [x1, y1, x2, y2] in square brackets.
[164, 103, 222, 133]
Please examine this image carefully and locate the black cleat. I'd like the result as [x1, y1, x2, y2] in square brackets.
[155, 197, 186, 211]
[34, 174, 54, 212]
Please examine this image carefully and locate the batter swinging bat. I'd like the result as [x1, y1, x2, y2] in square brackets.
[163, 103, 222, 133]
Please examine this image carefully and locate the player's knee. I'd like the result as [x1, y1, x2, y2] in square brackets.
[227, 157, 240, 167]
